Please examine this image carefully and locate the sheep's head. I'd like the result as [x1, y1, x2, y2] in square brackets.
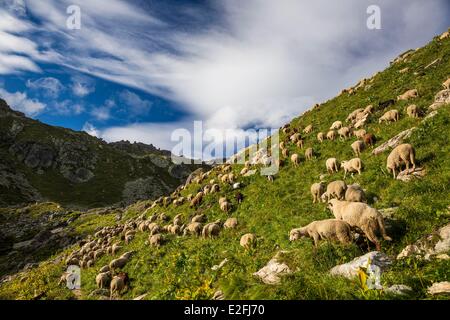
[320, 192, 328, 203]
[327, 199, 338, 211]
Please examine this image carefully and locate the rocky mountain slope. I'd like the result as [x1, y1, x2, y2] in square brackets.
[0, 29, 449, 300]
[0, 101, 206, 208]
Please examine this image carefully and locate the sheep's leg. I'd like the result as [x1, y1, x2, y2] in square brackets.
[312, 233, 320, 248]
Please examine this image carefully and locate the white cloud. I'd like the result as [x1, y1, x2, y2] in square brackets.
[90, 106, 111, 121]
[82, 121, 100, 137]
[52, 99, 84, 115]
[119, 90, 152, 116]
[26, 77, 64, 97]
[71, 75, 95, 97]
[0, 87, 45, 115]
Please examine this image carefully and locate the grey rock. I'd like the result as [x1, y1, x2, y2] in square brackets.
[330, 251, 393, 279]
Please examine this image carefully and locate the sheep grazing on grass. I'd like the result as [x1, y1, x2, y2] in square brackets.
[289, 219, 352, 247]
[353, 129, 366, 139]
[386, 143, 416, 179]
[110, 272, 129, 299]
[291, 154, 300, 167]
[326, 130, 336, 141]
[109, 257, 129, 270]
[305, 148, 314, 161]
[338, 127, 351, 140]
[346, 109, 364, 122]
[311, 182, 326, 203]
[190, 192, 203, 208]
[296, 139, 304, 149]
[397, 89, 418, 101]
[219, 197, 232, 213]
[364, 104, 374, 114]
[379, 110, 400, 124]
[224, 217, 238, 229]
[345, 184, 366, 202]
[192, 214, 206, 223]
[330, 121, 343, 130]
[149, 234, 164, 247]
[303, 124, 313, 134]
[96, 271, 111, 289]
[167, 224, 181, 235]
[341, 158, 363, 178]
[99, 265, 110, 273]
[327, 199, 392, 250]
[406, 105, 420, 118]
[351, 140, 365, 157]
[173, 214, 183, 226]
[363, 133, 376, 146]
[321, 180, 347, 202]
[290, 133, 302, 143]
[443, 77, 450, 90]
[111, 243, 122, 255]
[326, 158, 339, 174]
[202, 222, 221, 239]
[184, 222, 203, 236]
[317, 132, 324, 143]
[240, 233, 257, 249]
[282, 148, 289, 158]
[240, 167, 249, 175]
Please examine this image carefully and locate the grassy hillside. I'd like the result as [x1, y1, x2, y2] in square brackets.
[0, 30, 449, 300]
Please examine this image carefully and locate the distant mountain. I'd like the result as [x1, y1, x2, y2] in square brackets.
[0, 99, 208, 208]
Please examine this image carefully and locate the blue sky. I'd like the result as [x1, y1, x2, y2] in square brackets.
[0, 0, 449, 158]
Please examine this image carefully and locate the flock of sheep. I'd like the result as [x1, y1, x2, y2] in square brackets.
[59, 72, 449, 299]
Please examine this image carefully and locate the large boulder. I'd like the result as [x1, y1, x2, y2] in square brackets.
[253, 252, 292, 285]
[330, 251, 393, 279]
[397, 223, 450, 260]
[427, 282, 450, 295]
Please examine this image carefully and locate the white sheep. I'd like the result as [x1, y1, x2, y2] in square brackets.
[305, 148, 314, 161]
[311, 182, 326, 203]
[289, 219, 353, 247]
[341, 158, 363, 178]
[363, 104, 374, 114]
[317, 132, 324, 143]
[353, 129, 366, 139]
[397, 89, 418, 101]
[443, 77, 450, 90]
[345, 184, 366, 202]
[240, 233, 257, 249]
[321, 180, 347, 202]
[338, 127, 351, 140]
[291, 153, 300, 167]
[406, 104, 419, 118]
[346, 109, 364, 122]
[330, 121, 343, 130]
[303, 124, 313, 134]
[351, 140, 365, 157]
[224, 217, 238, 229]
[327, 199, 392, 250]
[202, 222, 221, 238]
[96, 271, 111, 289]
[326, 130, 336, 141]
[149, 234, 163, 247]
[183, 222, 203, 236]
[326, 158, 339, 174]
[386, 143, 416, 179]
[379, 110, 400, 124]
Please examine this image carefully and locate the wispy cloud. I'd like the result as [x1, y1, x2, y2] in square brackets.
[26, 76, 64, 98]
[70, 74, 95, 97]
[119, 90, 152, 116]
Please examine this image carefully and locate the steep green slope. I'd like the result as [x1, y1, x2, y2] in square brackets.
[0, 102, 205, 208]
[1, 30, 449, 300]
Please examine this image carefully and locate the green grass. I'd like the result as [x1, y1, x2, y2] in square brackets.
[0, 31, 449, 300]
